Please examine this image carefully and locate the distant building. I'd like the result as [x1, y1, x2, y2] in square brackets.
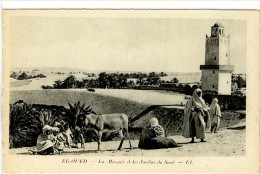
[200, 23, 234, 95]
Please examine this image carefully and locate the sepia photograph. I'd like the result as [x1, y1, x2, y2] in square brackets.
[2, 9, 259, 173]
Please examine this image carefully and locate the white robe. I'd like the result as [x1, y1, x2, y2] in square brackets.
[182, 89, 209, 139]
[209, 101, 222, 130]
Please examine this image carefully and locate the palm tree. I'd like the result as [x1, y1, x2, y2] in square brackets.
[36, 110, 64, 127]
[137, 73, 145, 86]
[9, 101, 42, 148]
[98, 72, 109, 88]
[53, 80, 63, 89]
[63, 75, 77, 88]
[17, 72, 29, 80]
[172, 77, 179, 83]
[66, 101, 95, 129]
[147, 72, 160, 85]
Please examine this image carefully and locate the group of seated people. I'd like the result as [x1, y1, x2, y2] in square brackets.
[29, 121, 79, 155]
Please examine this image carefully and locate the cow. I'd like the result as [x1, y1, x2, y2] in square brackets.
[76, 113, 132, 151]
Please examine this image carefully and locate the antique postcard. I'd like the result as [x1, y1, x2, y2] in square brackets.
[2, 9, 259, 173]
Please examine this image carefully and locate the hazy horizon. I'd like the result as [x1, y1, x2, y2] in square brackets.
[7, 11, 247, 74]
[11, 66, 203, 74]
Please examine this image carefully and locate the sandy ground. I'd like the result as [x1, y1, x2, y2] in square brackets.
[10, 74, 68, 90]
[11, 78, 188, 106]
[10, 125, 245, 157]
[9, 75, 246, 157]
[71, 88, 188, 106]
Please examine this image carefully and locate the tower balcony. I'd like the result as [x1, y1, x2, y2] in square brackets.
[200, 65, 234, 72]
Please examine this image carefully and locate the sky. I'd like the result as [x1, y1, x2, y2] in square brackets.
[7, 12, 246, 73]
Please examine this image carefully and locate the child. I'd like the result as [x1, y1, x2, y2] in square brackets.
[52, 127, 65, 154]
[209, 98, 222, 133]
[62, 123, 75, 147]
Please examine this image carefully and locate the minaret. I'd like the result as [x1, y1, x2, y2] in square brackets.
[200, 23, 234, 95]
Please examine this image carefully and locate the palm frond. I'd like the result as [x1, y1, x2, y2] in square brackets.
[66, 101, 96, 129]
[9, 101, 42, 148]
[80, 103, 86, 112]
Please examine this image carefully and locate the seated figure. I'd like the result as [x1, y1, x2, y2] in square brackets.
[138, 118, 182, 149]
[29, 125, 56, 155]
[62, 123, 75, 147]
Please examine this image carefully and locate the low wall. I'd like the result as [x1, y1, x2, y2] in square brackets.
[133, 107, 184, 136]
[129, 84, 199, 95]
[203, 94, 246, 110]
[133, 106, 245, 137]
[160, 83, 200, 95]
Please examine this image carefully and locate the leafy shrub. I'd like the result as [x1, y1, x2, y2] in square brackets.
[41, 85, 54, 89]
[66, 101, 95, 128]
[10, 72, 18, 79]
[17, 72, 29, 80]
[11, 71, 47, 80]
[9, 101, 42, 148]
[171, 77, 179, 83]
[9, 101, 69, 148]
[51, 75, 78, 89]
[36, 73, 46, 78]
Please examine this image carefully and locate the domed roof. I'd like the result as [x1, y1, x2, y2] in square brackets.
[213, 22, 223, 27]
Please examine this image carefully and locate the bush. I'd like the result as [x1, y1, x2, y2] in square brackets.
[9, 101, 42, 148]
[10, 72, 18, 79]
[11, 71, 47, 80]
[36, 73, 46, 78]
[9, 102, 70, 148]
[41, 85, 54, 89]
[17, 72, 29, 80]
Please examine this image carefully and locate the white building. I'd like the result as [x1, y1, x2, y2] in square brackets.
[200, 23, 234, 95]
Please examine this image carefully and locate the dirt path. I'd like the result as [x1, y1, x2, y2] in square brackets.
[10, 127, 245, 157]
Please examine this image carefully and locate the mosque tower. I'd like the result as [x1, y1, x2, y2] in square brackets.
[200, 23, 234, 95]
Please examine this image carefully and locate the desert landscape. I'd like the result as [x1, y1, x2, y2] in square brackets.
[7, 16, 247, 158]
[9, 69, 246, 156]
